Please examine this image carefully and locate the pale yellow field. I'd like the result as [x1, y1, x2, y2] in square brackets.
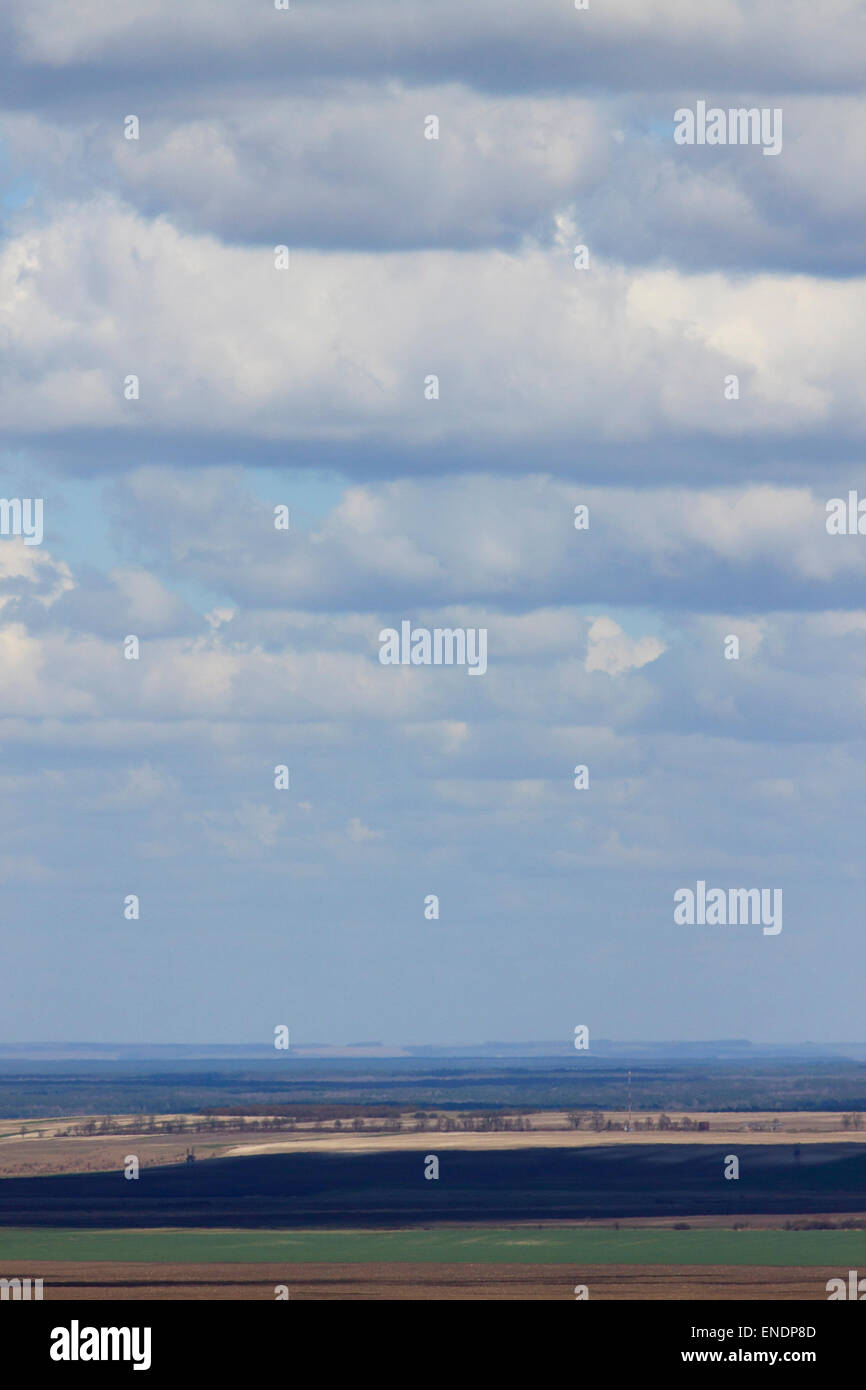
[224, 1119, 861, 1158]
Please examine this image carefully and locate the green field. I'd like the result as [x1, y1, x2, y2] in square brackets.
[1, 1226, 866, 1265]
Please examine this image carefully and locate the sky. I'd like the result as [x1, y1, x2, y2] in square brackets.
[0, 0, 865, 1045]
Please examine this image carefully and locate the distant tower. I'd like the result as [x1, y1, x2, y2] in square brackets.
[625, 1070, 632, 1132]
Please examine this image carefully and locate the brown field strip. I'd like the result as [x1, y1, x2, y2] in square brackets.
[11, 1260, 843, 1300]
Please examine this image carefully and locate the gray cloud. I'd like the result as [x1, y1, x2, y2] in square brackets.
[3, 0, 866, 106]
[3, 91, 865, 276]
[92, 470, 866, 617]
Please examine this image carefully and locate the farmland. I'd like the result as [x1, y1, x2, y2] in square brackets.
[3, 1222, 866, 1265]
[3, 1058, 865, 1299]
[1, 1227, 863, 1299]
[2, 1144, 866, 1227]
[0, 1259, 847, 1300]
[1, 1109, 863, 1179]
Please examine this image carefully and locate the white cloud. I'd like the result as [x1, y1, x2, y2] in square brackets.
[0, 540, 74, 609]
[585, 617, 665, 674]
[346, 816, 383, 843]
[202, 800, 285, 858]
[2, 201, 865, 455]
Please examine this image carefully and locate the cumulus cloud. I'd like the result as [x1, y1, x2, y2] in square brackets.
[5, 91, 865, 275]
[585, 617, 666, 675]
[97, 469, 866, 615]
[346, 816, 383, 843]
[1, 200, 865, 476]
[0, 539, 74, 610]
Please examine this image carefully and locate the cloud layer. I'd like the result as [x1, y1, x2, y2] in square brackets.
[0, 0, 863, 1044]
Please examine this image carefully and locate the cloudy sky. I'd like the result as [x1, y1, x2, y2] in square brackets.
[1, 0, 864, 1045]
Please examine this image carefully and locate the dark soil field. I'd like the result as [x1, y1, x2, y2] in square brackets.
[2, 1144, 866, 1227]
[10, 1260, 842, 1300]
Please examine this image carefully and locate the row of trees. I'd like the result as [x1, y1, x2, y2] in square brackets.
[564, 1113, 711, 1132]
[59, 1109, 862, 1139]
[61, 1114, 538, 1137]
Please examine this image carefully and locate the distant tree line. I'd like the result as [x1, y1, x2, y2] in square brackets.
[58, 1108, 862, 1140]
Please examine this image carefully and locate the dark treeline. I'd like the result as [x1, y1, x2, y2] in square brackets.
[54, 1111, 865, 1139]
[57, 1111, 538, 1137]
[200, 1104, 420, 1120]
[4, 1059, 866, 1120]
